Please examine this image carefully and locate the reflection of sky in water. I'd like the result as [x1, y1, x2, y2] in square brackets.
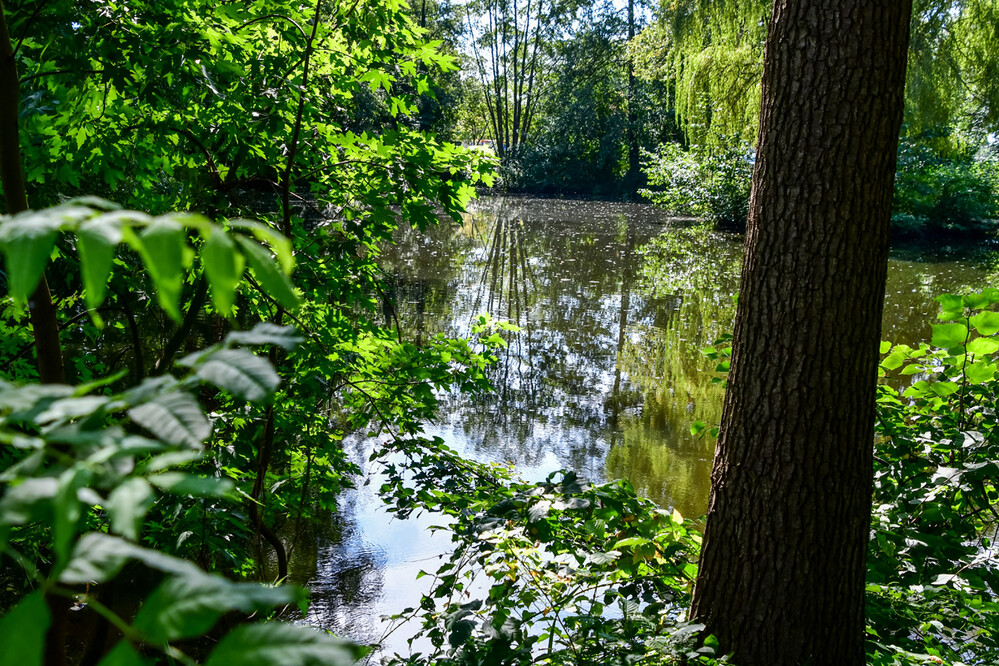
[297, 196, 993, 657]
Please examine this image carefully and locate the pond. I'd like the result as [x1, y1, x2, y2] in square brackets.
[291, 196, 994, 654]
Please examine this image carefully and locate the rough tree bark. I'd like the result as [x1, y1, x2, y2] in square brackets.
[688, 2, 912, 665]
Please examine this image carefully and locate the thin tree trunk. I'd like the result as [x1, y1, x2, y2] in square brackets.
[626, 0, 639, 185]
[0, 3, 64, 385]
[688, 2, 912, 665]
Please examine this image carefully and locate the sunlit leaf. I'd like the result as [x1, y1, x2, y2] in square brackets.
[60, 533, 201, 584]
[965, 361, 997, 385]
[230, 219, 294, 273]
[77, 214, 127, 316]
[0, 477, 58, 526]
[236, 236, 298, 310]
[202, 228, 244, 317]
[185, 348, 280, 402]
[226, 324, 303, 349]
[967, 336, 999, 356]
[148, 472, 234, 498]
[931, 323, 969, 349]
[127, 218, 189, 321]
[970, 311, 999, 337]
[0, 211, 63, 302]
[128, 391, 211, 448]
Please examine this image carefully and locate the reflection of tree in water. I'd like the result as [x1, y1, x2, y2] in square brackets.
[283, 486, 386, 645]
[384, 198, 674, 474]
[455, 203, 650, 472]
[605, 225, 742, 516]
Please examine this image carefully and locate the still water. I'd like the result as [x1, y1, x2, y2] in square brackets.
[294, 196, 993, 653]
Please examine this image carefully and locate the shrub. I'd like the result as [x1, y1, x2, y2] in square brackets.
[892, 141, 999, 236]
[639, 142, 753, 232]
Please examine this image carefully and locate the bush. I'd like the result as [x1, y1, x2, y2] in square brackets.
[639, 142, 753, 232]
[892, 141, 999, 236]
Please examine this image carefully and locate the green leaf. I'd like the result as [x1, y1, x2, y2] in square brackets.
[54, 467, 89, 565]
[612, 536, 651, 549]
[76, 214, 127, 316]
[205, 622, 366, 666]
[60, 533, 201, 584]
[0, 477, 57, 525]
[202, 228, 244, 317]
[967, 336, 999, 356]
[936, 294, 964, 318]
[963, 292, 991, 309]
[0, 211, 63, 302]
[36, 395, 110, 424]
[106, 478, 155, 541]
[528, 499, 551, 522]
[929, 381, 960, 397]
[127, 219, 189, 321]
[235, 236, 299, 310]
[148, 472, 234, 498]
[226, 324, 303, 349]
[128, 391, 211, 448]
[0, 591, 50, 666]
[185, 348, 280, 402]
[134, 571, 301, 643]
[970, 311, 999, 337]
[931, 323, 969, 349]
[229, 220, 294, 273]
[880, 350, 908, 371]
[879, 341, 891, 354]
[585, 550, 621, 566]
[965, 361, 997, 385]
[137, 450, 203, 473]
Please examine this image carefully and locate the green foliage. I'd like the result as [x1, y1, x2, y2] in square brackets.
[869, 289, 999, 664]
[1, 0, 508, 662]
[892, 139, 999, 237]
[381, 469, 707, 666]
[639, 142, 753, 231]
[631, 0, 766, 146]
[634, 0, 999, 151]
[0, 204, 367, 664]
[4, 0, 499, 587]
[511, 16, 631, 195]
[513, 22, 682, 196]
[663, 288, 999, 665]
[0, 200, 298, 322]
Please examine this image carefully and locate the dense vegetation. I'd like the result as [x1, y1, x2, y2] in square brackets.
[2, 0, 999, 664]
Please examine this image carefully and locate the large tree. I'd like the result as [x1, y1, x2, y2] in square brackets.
[688, 2, 912, 665]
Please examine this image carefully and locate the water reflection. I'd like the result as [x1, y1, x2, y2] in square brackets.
[301, 196, 992, 651]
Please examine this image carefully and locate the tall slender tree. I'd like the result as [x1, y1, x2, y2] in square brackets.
[463, 0, 584, 160]
[688, 2, 912, 665]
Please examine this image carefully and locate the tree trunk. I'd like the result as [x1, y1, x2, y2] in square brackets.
[688, 3, 911, 665]
[1, 2, 65, 385]
[626, 0, 638, 185]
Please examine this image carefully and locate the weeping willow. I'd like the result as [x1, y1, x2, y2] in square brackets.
[628, 0, 767, 145]
[633, 0, 999, 148]
[906, 0, 999, 146]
